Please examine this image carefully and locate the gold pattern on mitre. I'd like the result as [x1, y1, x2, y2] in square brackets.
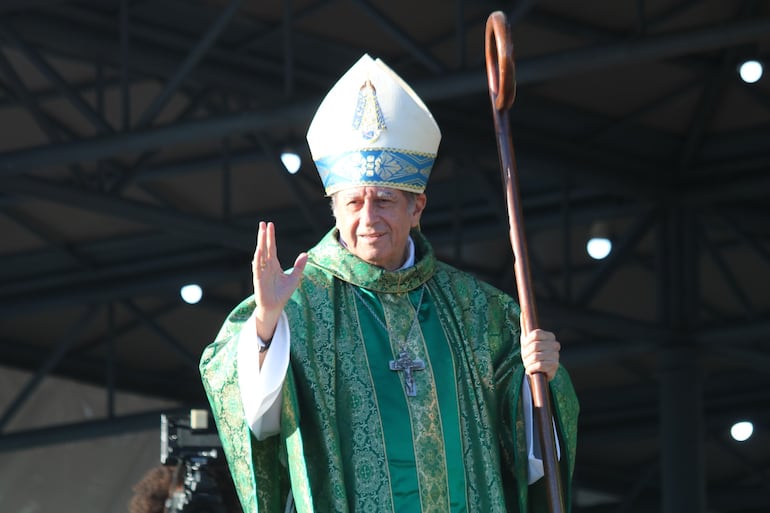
[352, 79, 386, 143]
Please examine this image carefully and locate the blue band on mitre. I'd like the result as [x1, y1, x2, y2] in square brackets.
[315, 148, 436, 195]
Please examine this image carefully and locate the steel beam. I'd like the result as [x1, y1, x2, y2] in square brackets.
[0, 256, 245, 316]
[694, 316, 770, 345]
[657, 205, 706, 513]
[659, 346, 706, 513]
[0, 98, 315, 174]
[698, 220, 755, 317]
[135, 0, 244, 129]
[2, 17, 769, 174]
[252, 134, 325, 236]
[120, 0, 131, 131]
[26, 5, 327, 91]
[1, 176, 255, 250]
[575, 210, 657, 306]
[677, 47, 736, 174]
[0, 0, 71, 13]
[121, 300, 198, 370]
[352, 0, 445, 73]
[0, 408, 189, 452]
[0, 49, 63, 142]
[419, 17, 770, 99]
[0, 24, 114, 134]
[0, 307, 99, 431]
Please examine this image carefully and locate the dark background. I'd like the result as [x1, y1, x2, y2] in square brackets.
[0, 1, 769, 512]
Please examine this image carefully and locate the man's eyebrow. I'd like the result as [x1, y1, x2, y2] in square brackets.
[374, 189, 398, 199]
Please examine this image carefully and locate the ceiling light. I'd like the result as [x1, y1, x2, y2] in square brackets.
[738, 60, 763, 84]
[586, 222, 612, 260]
[730, 421, 753, 442]
[180, 284, 203, 304]
[280, 150, 301, 174]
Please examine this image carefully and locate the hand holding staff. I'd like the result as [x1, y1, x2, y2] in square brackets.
[485, 11, 566, 513]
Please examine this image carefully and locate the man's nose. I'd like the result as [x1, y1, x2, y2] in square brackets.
[360, 199, 379, 223]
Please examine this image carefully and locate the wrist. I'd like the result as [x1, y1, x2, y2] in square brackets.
[255, 306, 281, 342]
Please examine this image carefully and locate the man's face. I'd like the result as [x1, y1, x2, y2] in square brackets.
[333, 186, 427, 271]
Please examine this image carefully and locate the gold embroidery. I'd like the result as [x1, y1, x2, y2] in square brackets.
[379, 290, 450, 513]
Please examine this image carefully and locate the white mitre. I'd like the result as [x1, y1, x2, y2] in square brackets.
[306, 54, 441, 195]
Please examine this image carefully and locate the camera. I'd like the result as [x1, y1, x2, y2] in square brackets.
[160, 409, 229, 513]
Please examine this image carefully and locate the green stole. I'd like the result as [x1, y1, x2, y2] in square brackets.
[200, 228, 579, 513]
[352, 285, 467, 513]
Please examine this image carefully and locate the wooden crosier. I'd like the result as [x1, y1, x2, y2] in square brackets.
[485, 10, 566, 513]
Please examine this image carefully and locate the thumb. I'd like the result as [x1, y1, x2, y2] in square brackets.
[288, 252, 308, 283]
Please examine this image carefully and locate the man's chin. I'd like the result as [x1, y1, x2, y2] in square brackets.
[355, 250, 388, 268]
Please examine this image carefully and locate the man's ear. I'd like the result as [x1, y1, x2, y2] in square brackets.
[412, 194, 427, 226]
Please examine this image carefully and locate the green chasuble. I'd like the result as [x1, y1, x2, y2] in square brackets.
[200, 228, 579, 513]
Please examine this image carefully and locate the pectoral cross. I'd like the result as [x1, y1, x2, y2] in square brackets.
[389, 348, 425, 397]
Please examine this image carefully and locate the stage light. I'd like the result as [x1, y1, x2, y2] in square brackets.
[180, 284, 203, 304]
[730, 421, 753, 442]
[586, 222, 612, 260]
[280, 150, 301, 174]
[738, 60, 763, 84]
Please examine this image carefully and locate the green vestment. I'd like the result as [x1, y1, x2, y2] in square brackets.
[200, 229, 578, 513]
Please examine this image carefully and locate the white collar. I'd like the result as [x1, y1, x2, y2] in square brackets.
[397, 236, 415, 270]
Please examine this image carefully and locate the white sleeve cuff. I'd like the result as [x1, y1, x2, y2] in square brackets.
[237, 311, 290, 440]
[522, 375, 562, 484]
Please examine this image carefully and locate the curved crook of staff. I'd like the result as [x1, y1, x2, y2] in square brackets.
[485, 11, 566, 513]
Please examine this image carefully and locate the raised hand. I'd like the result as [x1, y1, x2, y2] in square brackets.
[252, 221, 308, 341]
